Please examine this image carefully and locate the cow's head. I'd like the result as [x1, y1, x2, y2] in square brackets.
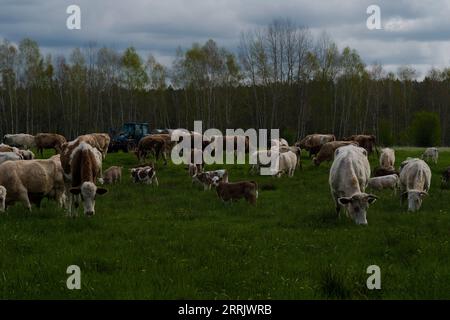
[338, 193, 378, 225]
[312, 156, 320, 166]
[402, 190, 427, 212]
[0, 186, 6, 212]
[70, 182, 107, 216]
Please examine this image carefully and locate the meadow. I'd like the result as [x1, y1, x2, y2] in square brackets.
[1, 147, 450, 299]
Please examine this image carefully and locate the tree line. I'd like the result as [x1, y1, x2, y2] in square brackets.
[0, 19, 449, 145]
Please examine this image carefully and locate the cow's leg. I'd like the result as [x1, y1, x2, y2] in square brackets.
[18, 191, 32, 212]
[153, 177, 159, 187]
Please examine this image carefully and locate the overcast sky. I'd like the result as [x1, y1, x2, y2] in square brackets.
[1, 0, 449, 77]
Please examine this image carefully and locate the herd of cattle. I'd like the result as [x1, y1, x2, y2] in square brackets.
[0, 131, 448, 225]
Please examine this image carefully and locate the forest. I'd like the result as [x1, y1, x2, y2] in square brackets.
[0, 19, 449, 146]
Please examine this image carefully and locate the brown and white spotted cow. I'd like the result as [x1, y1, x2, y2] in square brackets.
[68, 142, 107, 216]
[193, 169, 229, 190]
[130, 165, 159, 186]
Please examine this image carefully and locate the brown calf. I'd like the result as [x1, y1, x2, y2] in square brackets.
[214, 180, 258, 205]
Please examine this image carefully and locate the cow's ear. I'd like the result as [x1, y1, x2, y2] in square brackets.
[96, 188, 108, 195]
[419, 191, 428, 198]
[367, 194, 378, 204]
[338, 197, 352, 205]
[70, 188, 81, 195]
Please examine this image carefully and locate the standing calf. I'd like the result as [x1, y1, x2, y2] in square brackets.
[213, 180, 258, 205]
[102, 166, 122, 184]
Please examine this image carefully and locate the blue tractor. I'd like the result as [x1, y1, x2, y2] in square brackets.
[108, 122, 150, 153]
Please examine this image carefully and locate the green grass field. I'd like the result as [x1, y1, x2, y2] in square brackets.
[1, 148, 450, 299]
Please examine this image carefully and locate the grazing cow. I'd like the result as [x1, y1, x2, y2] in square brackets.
[136, 135, 168, 164]
[130, 166, 159, 186]
[3, 134, 35, 149]
[343, 134, 378, 156]
[295, 134, 335, 158]
[329, 145, 377, 225]
[102, 166, 122, 185]
[34, 133, 67, 157]
[0, 152, 23, 165]
[399, 158, 431, 212]
[68, 142, 107, 216]
[0, 186, 6, 212]
[368, 174, 400, 194]
[213, 180, 258, 205]
[373, 166, 399, 177]
[379, 148, 395, 170]
[313, 141, 357, 166]
[279, 145, 302, 169]
[276, 150, 297, 177]
[0, 156, 67, 212]
[86, 133, 111, 159]
[421, 147, 438, 164]
[193, 169, 229, 190]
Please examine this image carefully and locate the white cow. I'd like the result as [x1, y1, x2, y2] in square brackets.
[368, 174, 399, 194]
[276, 150, 297, 177]
[329, 145, 377, 225]
[379, 148, 395, 169]
[0, 152, 23, 165]
[399, 158, 431, 212]
[3, 134, 35, 149]
[421, 147, 438, 164]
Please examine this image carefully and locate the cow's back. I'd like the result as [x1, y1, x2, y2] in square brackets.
[400, 159, 431, 191]
[330, 146, 370, 195]
[0, 160, 56, 194]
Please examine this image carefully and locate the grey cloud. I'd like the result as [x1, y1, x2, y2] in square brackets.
[0, 0, 448, 73]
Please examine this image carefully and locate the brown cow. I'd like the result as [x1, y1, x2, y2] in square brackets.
[60, 135, 105, 179]
[68, 142, 107, 216]
[343, 134, 378, 156]
[373, 166, 399, 177]
[213, 180, 258, 205]
[136, 135, 168, 164]
[313, 141, 357, 166]
[295, 134, 335, 158]
[89, 133, 111, 159]
[35, 133, 67, 157]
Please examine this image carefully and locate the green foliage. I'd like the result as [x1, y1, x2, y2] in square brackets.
[121, 47, 148, 90]
[409, 111, 441, 147]
[378, 120, 394, 146]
